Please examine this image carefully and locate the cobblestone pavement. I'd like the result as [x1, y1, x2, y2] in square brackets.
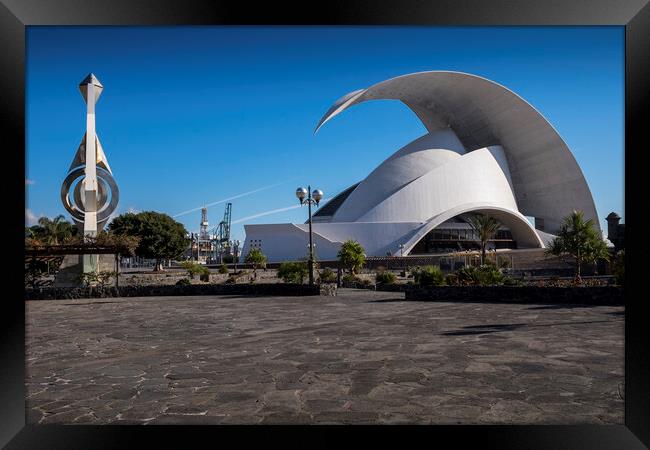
[25, 289, 624, 425]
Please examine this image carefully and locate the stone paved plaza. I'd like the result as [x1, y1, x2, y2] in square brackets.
[25, 289, 624, 425]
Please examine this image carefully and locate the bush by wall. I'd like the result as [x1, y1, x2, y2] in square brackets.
[375, 271, 396, 284]
[180, 261, 209, 280]
[456, 265, 505, 285]
[277, 261, 309, 284]
[319, 267, 337, 283]
[342, 274, 362, 284]
[412, 265, 445, 286]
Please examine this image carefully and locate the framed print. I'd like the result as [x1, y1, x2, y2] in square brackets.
[2, 0, 648, 448]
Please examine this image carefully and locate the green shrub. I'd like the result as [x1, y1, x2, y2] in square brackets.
[319, 267, 337, 283]
[483, 257, 498, 268]
[503, 276, 523, 286]
[375, 271, 396, 284]
[456, 266, 480, 285]
[180, 261, 208, 279]
[457, 264, 505, 285]
[176, 278, 191, 286]
[199, 269, 210, 282]
[479, 265, 505, 285]
[277, 261, 309, 284]
[77, 271, 116, 287]
[413, 265, 445, 286]
[361, 278, 372, 286]
[218, 263, 229, 274]
[342, 274, 362, 284]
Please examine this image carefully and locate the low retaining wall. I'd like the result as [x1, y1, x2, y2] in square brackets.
[341, 281, 410, 292]
[25, 283, 322, 300]
[405, 286, 624, 305]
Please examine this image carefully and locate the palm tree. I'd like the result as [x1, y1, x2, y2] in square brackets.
[337, 240, 366, 275]
[36, 215, 76, 245]
[546, 210, 610, 282]
[467, 214, 500, 265]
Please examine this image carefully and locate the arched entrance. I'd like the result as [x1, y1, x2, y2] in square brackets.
[400, 204, 544, 256]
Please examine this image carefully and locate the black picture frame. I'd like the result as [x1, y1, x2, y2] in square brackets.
[2, 1, 648, 448]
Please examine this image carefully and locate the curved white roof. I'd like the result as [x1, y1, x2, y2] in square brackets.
[316, 71, 599, 234]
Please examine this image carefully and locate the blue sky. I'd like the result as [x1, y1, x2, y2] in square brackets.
[26, 26, 624, 241]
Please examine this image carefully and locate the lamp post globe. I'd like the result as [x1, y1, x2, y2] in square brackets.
[296, 187, 308, 203]
[312, 189, 324, 205]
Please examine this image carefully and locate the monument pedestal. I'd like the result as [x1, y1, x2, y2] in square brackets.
[53, 254, 118, 287]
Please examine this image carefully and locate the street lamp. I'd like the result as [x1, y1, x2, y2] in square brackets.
[296, 185, 323, 286]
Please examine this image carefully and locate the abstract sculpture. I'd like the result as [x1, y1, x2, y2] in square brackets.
[61, 73, 119, 237]
[60, 74, 119, 274]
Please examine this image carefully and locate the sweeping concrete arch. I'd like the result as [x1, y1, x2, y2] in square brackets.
[243, 70, 600, 262]
[315, 71, 599, 234]
[400, 203, 545, 256]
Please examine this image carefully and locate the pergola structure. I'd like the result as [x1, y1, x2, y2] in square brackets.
[25, 245, 124, 288]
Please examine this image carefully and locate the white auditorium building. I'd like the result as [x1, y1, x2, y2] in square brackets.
[242, 71, 600, 262]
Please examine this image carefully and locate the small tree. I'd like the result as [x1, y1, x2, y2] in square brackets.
[245, 248, 267, 280]
[467, 214, 500, 264]
[277, 261, 308, 284]
[108, 211, 189, 271]
[545, 210, 610, 283]
[337, 240, 366, 275]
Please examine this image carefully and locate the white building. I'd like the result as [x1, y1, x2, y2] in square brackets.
[242, 71, 599, 262]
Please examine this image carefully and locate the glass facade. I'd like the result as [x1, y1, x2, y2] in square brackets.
[410, 222, 517, 254]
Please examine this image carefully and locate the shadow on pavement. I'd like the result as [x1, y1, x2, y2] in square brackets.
[527, 304, 597, 310]
[441, 318, 623, 336]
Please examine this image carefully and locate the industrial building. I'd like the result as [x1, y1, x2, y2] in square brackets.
[242, 71, 600, 262]
[186, 204, 233, 263]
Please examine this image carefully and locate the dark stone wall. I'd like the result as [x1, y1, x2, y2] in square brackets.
[404, 286, 624, 305]
[25, 283, 320, 301]
[341, 281, 410, 292]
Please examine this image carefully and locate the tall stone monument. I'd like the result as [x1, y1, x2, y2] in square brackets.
[60, 73, 119, 276]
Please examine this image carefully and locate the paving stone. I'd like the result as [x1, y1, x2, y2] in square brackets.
[25, 289, 624, 424]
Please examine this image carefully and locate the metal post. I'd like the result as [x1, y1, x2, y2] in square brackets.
[234, 243, 238, 274]
[115, 253, 119, 288]
[307, 186, 314, 286]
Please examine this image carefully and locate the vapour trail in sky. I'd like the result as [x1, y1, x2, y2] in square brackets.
[231, 204, 303, 225]
[172, 179, 296, 218]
